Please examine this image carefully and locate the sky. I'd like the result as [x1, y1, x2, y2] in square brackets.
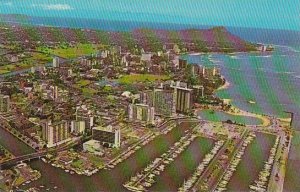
[0, 0, 299, 31]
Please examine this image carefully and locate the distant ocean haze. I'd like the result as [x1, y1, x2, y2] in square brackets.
[0, 14, 300, 48]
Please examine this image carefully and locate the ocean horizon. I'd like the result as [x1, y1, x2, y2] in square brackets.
[1, 14, 300, 49]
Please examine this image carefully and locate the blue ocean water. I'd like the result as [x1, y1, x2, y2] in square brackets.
[182, 46, 300, 120]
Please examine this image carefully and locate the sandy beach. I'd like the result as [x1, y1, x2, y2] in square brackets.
[216, 81, 272, 127]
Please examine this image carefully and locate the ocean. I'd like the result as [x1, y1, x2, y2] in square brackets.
[182, 46, 300, 119]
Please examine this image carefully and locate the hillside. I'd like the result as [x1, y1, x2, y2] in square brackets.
[0, 16, 257, 53]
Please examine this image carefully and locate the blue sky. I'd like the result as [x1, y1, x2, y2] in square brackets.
[0, 0, 299, 31]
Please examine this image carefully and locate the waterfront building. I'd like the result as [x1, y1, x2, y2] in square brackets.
[0, 94, 10, 113]
[179, 59, 188, 69]
[202, 66, 221, 78]
[41, 120, 71, 148]
[92, 125, 121, 148]
[191, 64, 204, 76]
[128, 103, 155, 125]
[53, 57, 60, 68]
[192, 85, 205, 98]
[172, 56, 180, 68]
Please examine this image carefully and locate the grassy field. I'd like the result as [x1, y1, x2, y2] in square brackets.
[118, 74, 170, 84]
[76, 79, 91, 87]
[38, 44, 98, 59]
[73, 79, 97, 97]
[227, 133, 276, 191]
[82, 88, 97, 97]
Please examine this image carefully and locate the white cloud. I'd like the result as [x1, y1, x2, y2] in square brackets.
[32, 3, 74, 11]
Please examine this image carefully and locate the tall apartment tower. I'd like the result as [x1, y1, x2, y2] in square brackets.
[53, 57, 60, 68]
[171, 81, 193, 114]
[42, 120, 71, 147]
[0, 94, 10, 113]
[128, 104, 155, 125]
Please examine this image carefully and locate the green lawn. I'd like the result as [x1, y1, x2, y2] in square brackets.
[71, 159, 84, 169]
[88, 155, 104, 168]
[38, 43, 97, 59]
[76, 79, 91, 87]
[118, 74, 170, 84]
[82, 87, 97, 97]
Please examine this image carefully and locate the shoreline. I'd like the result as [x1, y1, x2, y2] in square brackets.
[214, 82, 273, 127]
[217, 78, 230, 91]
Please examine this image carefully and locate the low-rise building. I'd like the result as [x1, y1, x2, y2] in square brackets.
[92, 125, 121, 148]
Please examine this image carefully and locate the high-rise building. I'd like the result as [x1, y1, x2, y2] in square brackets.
[51, 86, 58, 100]
[71, 120, 86, 135]
[140, 81, 194, 116]
[175, 88, 193, 113]
[171, 81, 193, 114]
[81, 58, 92, 66]
[179, 59, 188, 69]
[140, 90, 154, 107]
[193, 85, 205, 98]
[92, 125, 121, 148]
[53, 57, 60, 68]
[42, 120, 71, 147]
[128, 104, 155, 125]
[153, 89, 176, 117]
[0, 94, 10, 113]
[75, 105, 94, 129]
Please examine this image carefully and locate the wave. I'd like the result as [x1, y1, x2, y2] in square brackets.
[251, 55, 272, 58]
[293, 75, 300, 79]
[280, 71, 296, 74]
[208, 58, 222, 63]
[189, 53, 201, 56]
[274, 45, 300, 53]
